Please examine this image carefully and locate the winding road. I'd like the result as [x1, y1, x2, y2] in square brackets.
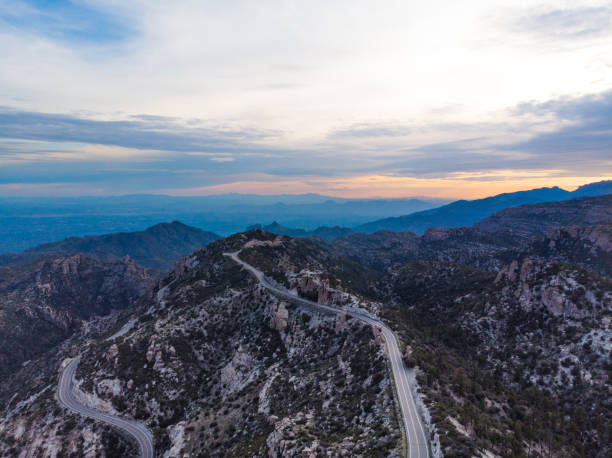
[225, 251, 430, 458]
[57, 356, 154, 458]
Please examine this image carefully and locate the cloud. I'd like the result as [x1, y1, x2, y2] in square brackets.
[510, 90, 612, 155]
[356, 91, 612, 177]
[210, 156, 235, 163]
[0, 0, 134, 44]
[0, 107, 278, 153]
[329, 123, 412, 139]
[514, 90, 612, 124]
[0, 88, 611, 194]
[513, 6, 612, 41]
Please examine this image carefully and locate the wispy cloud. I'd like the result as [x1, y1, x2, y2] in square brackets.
[0, 0, 135, 44]
[329, 123, 412, 139]
[210, 156, 235, 163]
[0, 89, 610, 195]
[512, 6, 612, 41]
[0, 107, 279, 153]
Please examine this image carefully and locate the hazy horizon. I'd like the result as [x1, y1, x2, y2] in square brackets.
[1, 178, 609, 201]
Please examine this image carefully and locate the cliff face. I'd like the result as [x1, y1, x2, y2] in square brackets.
[0, 254, 154, 378]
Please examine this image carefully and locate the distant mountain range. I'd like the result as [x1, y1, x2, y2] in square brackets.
[0, 194, 447, 252]
[0, 221, 219, 270]
[245, 180, 612, 240]
[1, 181, 610, 254]
[355, 180, 612, 234]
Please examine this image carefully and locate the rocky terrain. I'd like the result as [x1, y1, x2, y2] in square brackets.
[333, 227, 516, 272]
[380, 255, 611, 457]
[0, 191, 610, 457]
[329, 195, 612, 456]
[527, 224, 612, 276]
[0, 221, 219, 271]
[0, 253, 154, 379]
[0, 308, 140, 458]
[334, 194, 612, 273]
[0, 231, 403, 457]
[474, 194, 612, 240]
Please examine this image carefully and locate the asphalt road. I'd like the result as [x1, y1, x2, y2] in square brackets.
[225, 251, 430, 458]
[57, 356, 154, 458]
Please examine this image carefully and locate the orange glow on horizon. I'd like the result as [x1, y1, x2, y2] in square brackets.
[155, 172, 611, 200]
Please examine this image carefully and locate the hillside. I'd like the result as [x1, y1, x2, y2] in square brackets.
[0, 254, 153, 378]
[474, 194, 612, 239]
[380, 256, 611, 457]
[0, 231, 402, 457]
[1, 194, 611, 456]
[333, 227, 517, 272]
[356, 180, 612, 234]
[334, 194, 612, 273]
[0, 221, 219, 271]
[0, 225, 610, 456]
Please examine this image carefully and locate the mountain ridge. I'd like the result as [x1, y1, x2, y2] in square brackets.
[0, 221, 220, 270]
[356, 180, 612, 234]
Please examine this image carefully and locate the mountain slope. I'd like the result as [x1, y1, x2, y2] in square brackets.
[571, 180, 612, 197]
[380, 256, 611, 457]
[474, 194, 612, 239]
[335, 194, 612, 272]
[0, 231, 403, 457]
[527, 224, 612, 276]
[1, 199, 611, 458]
[0, 221, 220, 270]
[356, 180, 611, 234]
[0, 254, 153, 378]
[333, 227, 517, 272]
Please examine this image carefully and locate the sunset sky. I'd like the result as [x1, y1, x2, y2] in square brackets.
[1, 0, 611, 198]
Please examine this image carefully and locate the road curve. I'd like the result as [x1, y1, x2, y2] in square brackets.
[57, 356, 154, 458]
[225, 251, 429, 458]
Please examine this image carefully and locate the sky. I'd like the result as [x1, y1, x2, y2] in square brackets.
[0, 0, 611, 199]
